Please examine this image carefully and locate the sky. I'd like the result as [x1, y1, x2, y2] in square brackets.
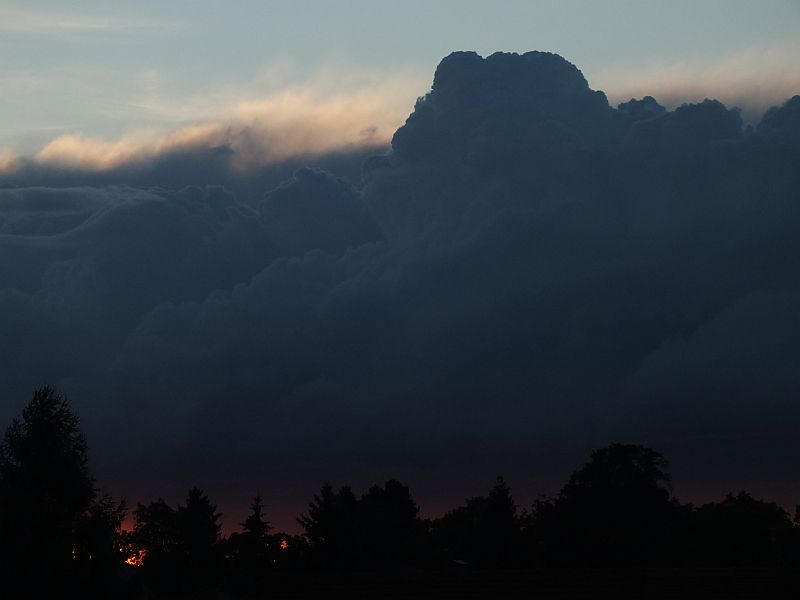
[1, 1, 800, 533]
[2, 1, 799, 155]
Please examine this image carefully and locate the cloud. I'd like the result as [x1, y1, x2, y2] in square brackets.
[592, 44, 800, 121]
[3, 70, 425, 173]
[0, 148, 16, 171]
[0, 6, 172, 34]
[260, 168, 384, 256]
[2, 51, 800, 521]
[618, 291, 800, 436]
[33, 125, 223, 171]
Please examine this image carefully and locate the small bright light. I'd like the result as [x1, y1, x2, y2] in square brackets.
[124, 548, 147, 567]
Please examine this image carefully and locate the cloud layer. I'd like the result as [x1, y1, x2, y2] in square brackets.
[1, 51, 799, 524]
[593, 44, 800, 122]
[1, 70, 424, 175]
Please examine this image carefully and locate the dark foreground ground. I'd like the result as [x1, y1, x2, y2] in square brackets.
[230, 569, 799, 599]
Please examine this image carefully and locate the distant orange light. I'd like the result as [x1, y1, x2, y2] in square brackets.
[280, 538, 289, 550]
[124, 548, 147, 567]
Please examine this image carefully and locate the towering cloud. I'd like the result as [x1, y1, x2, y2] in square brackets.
[1, 52, 799, 517]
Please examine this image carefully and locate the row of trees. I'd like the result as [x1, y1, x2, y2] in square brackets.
[2, 387, 799, 599]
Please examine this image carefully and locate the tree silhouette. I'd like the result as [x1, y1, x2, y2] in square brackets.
[73, 493, 127, 593]
[175, 487, 223, 596]
[692, 491, 797, 566]
[176, 488, 222, 560]
[0, 386, 96, 591]
[434, 476, 520, 568]
[226, 495, 272, 593]
[530, 444, 684, 566]
[298, 483, 359, 568]
[130, 489, 222, 597]
[358, 479, 426, 567]
[132, 497, 178, 558]
[242, 495, 271, 542]
[299, 480, 427, 569]
[4, 385, 800, 595]
[131, 496, 179, 589]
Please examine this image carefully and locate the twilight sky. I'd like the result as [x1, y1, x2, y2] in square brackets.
[2, 0, 799, 156]
[1, 1, 800, 532]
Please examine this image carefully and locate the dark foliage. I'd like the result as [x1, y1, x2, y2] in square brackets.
[357, 479, 427, 567]
[225, 495, 272, 593]
[2, 389, 799, 597]
[297, 480, 426, 569]
[527, 444, 686, 566]
[131, 488, 223, 598]
[0, 386, 124, 597]
[297, 483, 360, 568]
[433, 477, 521, 568]
[73, 493, 127, 591]
[689, 491, 798, 566]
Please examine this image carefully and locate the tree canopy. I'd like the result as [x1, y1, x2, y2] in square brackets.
[0, 386, 124, 596]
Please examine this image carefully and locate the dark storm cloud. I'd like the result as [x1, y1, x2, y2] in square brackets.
[260, 168, 384, 256]
[1, 51, 800, 508]
[0, 145, 378, 206]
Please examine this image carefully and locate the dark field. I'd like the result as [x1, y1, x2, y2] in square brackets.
[233, 569, 799, 599]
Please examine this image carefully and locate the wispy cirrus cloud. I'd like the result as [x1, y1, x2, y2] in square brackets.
[0, 6, 174, 34]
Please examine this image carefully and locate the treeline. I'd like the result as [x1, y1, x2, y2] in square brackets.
[1, 387, 799, 599]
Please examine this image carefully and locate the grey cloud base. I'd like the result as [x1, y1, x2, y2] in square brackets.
[1, 51, 799, 505]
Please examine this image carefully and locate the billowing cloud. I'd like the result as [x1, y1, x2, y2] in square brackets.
[1, 51, 800, 524]
[3, 71, 425, 173]
[592, 44, 800, 122]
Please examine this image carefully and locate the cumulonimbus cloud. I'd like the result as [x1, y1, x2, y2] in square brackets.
[592, 44, 800, 121]
[2, 50, 800, 525]
[16, 72, 426, 172]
